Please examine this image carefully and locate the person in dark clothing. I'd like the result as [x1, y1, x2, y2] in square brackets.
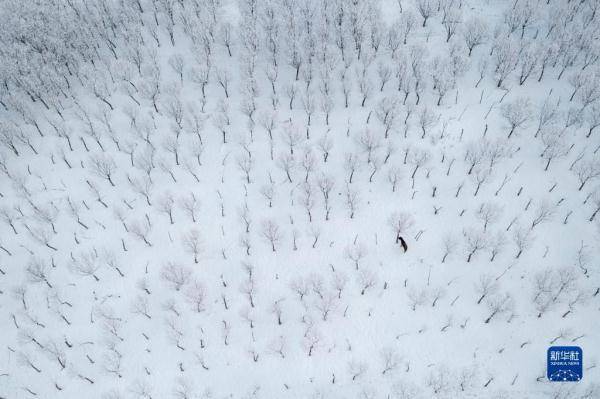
[396, 233, 408, 253]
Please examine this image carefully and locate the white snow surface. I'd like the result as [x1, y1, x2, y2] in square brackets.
[0, 0, 599, 398]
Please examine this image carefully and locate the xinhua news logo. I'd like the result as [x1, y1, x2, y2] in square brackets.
[547, 346, 583, 382]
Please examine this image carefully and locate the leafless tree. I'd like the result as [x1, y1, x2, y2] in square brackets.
[26, 257, 52, 287]
[260, 181, 275, 208]
[380, 347, 402, 375]
[418, 106, 438, 139]
[157, 192, 175, 224]
[502, 97, 533, 139]
[512, 224, 534, 259]
[398, 10, 417, 45]
[530, 200, 555, 230]
[493, 37, 519, 88]
[215, 67, 231, 98]
[441, 233, 458, 263]
[442, 7, 461, 42]
[316, 174, 334, 220]
[471, 166, 493, 197]
[463, 17, 488, 56]
[475, 274, 499, 305]
[357, 72, 373, 107]
[315, 291, 338, 321]
[344, 152, 361, 184]
[281, 122, 303, 155]
[181, 229, 202, 264]
[463, 227, 488, 263]
[317, 133, 333, 163]
[298, 181, 315, 222]
[345, 242, 367, 270]
[303, 326, 321, 357]
[416, 0, 436, 27]
[488, 230, 507, 262]
[131, 295, 152, 319]
[407, 287, 428, 311]
[290, 276, 309, 302]
[357, 269, 378, 295]
[160, 262, 192, 291]
[262, 219, 282, 252]
[172, 378, 196, 399]
[375, 96, 400, 138]
[476, 202, 502, 231]
[348, 360, 369, 381]
[277, 152, 296, 183]
[465, 140, 486, 175]
[89, 153, 117, 186]
[345, 185, 360, 219]
[408, 147, 431, 182]
[178, 193, 200, 223]
[388, 211, 415, 243]
[69, 249, 103, 281]
[574, 158, 600, 191]
[128, 218, 153, 247]
[387, 165, 403, 192]
[484, 292, 514, 323]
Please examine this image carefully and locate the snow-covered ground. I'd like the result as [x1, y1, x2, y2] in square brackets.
[0, 0, 599, 398]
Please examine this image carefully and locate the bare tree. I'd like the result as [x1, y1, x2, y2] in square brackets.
[463, 17, 488, 56]
[484, 292, 514, 323]
[260, 181, 275, 207]
[345, 242, 367, 270]
[442, 7, 461, 42]
[215, 67, 231, 98]
[375, 96, 400, 138]
[380, 347, 402, 375]
[26, 257, 52, 287]
[476, 202, 502, 231]
[70, 249, 103, 281]
[387, 165, 403, 192]
[502, 97, 533, 139]
[475, 274, 499, 305]
[89, 153, 117, 186]
[441, 233, 458, 263]
[160, 262, 192, 291]
[530, 200, 555, 230]
[344, 185, 360, 219]
[399, 10, 417, 44]
[512, 224, 534, 259]
[407, 287, 428, 311]
[344, 152, 361, 184]
[178, 193, 200, 223]
[182, 229, 202, 264]
[236, 152, 253, 184]
[416, 0, 436, 27]
[488, 230, 507, 262]
[493, 37, 519, 88]
[584, 104, 600, 138]
[418, 106, 438, 139]
[408, 147, 431, 182]
[281, 122, 303, 155]
[317, 174, 334, 221]
[277, 152, 296, 183]
[463, 227, 488, 263]
[357, 269, 378, 295]
[157, 192, 175, 224]
[128, 218, 153, 247]
[299, 181, 316, 222]
[262, 219, 282, 252]
[388, 211, 415, 243]
[574, 158, 600, 191]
